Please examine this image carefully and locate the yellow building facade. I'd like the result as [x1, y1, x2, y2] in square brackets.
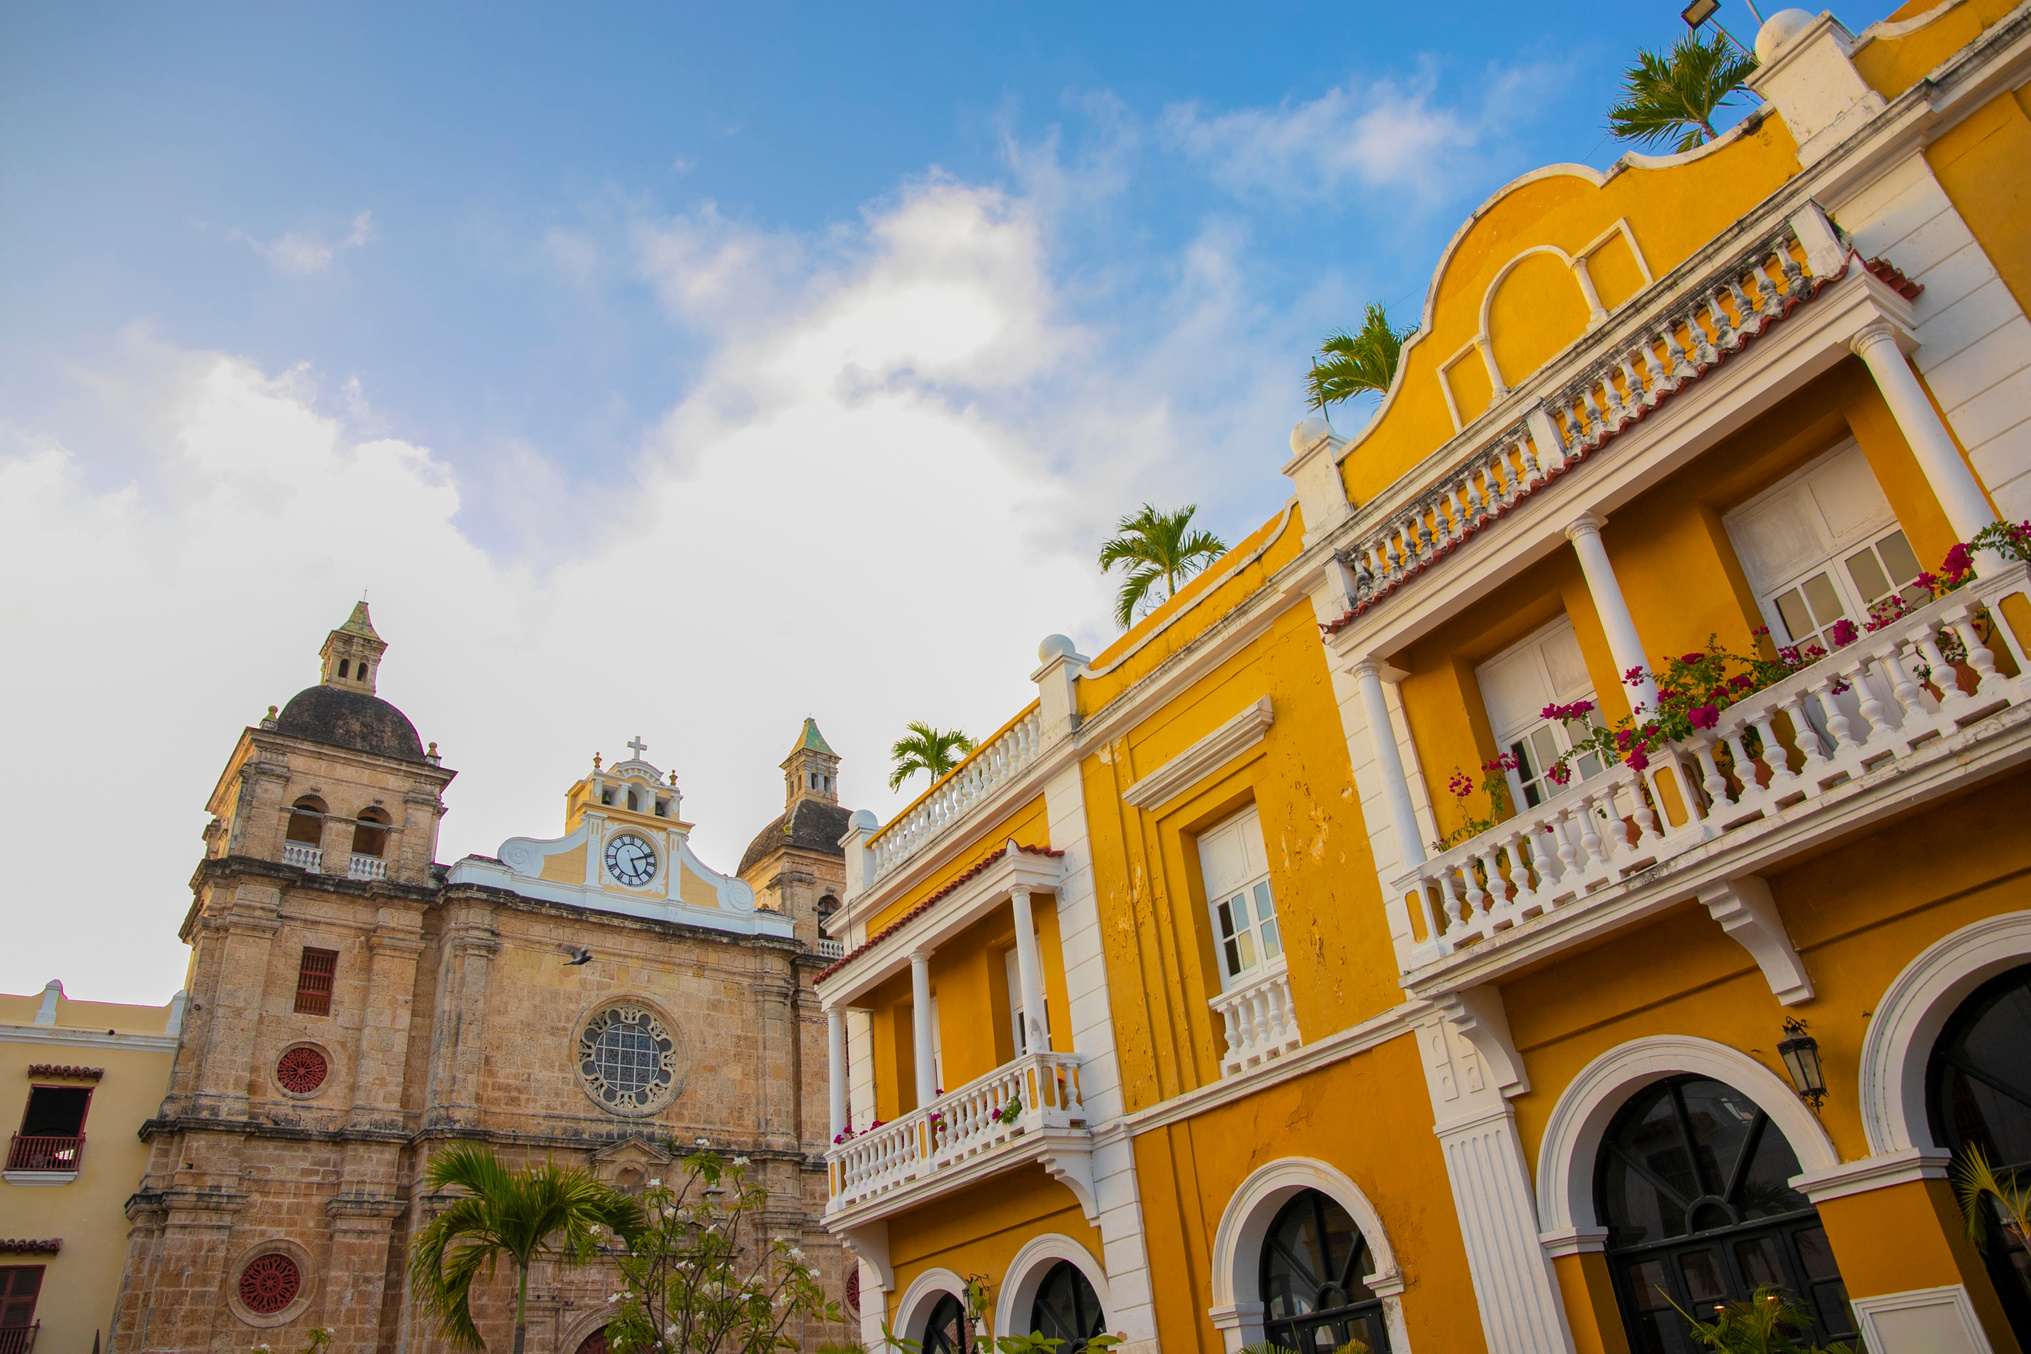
[813, 5, 2031, 1352]
[0, 982, 183, 1354]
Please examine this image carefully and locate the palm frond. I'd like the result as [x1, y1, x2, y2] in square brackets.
[1606, 31, 1758, 151]
[1098, 503, 1229, 629]
[888, 720, 977, 791]
[1307, 303, 1411, 411]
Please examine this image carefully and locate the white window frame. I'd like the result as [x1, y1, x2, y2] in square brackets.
[1723, 440, 1928, 658]
[1475, 616, 1606, 811]
[1197, 806, 1283, 991]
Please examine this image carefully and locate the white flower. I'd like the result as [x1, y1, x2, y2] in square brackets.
[695, 1137, 709, 1146]
[607, 1293, 624, 1305]
[788, 1247, 804, 1260]
[732, 1156, 750, 1167]
[647, 1178, 660, 1187]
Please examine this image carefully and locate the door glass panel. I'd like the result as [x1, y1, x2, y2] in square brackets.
[1774, 588, 1816, 645]
[1733, 1233, 1785, 1288]
[1679, 1249, 1727, 1304]
[1801, 573, 1846, 629]
[1844, 545, 1891, 602]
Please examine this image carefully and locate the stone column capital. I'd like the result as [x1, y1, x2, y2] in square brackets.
[1849, 316, 1904, 357]
[1563, 510, 1607, 543]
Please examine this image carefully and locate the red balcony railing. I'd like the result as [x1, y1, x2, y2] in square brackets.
[0, 1324, 40, 1354]
[6, 1134, 84, 1173]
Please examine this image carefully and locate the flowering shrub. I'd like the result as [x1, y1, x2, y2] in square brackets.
[996, 1097, 1023, 1126]
[1436, 755, 1517, 850]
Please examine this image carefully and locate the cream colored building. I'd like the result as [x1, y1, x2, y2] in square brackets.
[0, 982, 184, 1354]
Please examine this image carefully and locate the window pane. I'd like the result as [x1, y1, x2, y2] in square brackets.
[1844, 546, 1892, 603]
[1253, 881, 1277, 923]
[1679, 1249, 1727, 1303]
[1217, 899, 1237, 939]
[1510, 738, 1536, 780]
[1775, 589, 1816, 644]
[1877, 529, 1921, 586]
[1235, 931, 1257, 971]
[1625, 1259, 1672, 1310]
[1733, 1233, 1785, 1289]
[1224, 938, 1242, 975]
[1794, 1227, 1839, 1281]
[1802, 573, 1846, 629]
[1530, 726, 1562, 770]
[1259, 919, 1282, 961]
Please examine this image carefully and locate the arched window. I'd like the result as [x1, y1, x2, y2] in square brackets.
[1028, 1261, 1105, 1352]
[573, 1327, 608, 1354]
[1929, 962, 2031, 1341]
[1260, 1189, 1389, 1353]
[920, 1293, 970, 1354]
[351, 807, 391, 858]
[627, 789, 640, 811]
[337, 659, 350, 678]
[286, 797, 326, 845]
[1596, 1075, 1855, 1352]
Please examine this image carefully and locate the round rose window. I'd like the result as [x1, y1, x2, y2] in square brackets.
[275, 1046, 329, 1095]
[575, 1005, 677, 1113]
[239, 1253, 301, 1314]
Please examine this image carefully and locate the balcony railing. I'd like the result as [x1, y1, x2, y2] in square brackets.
[867, 706, 1045, 883]
[1210, 961, 1302, 1077]
[1333, 218, 1829, 630]
[0, 1324, 39, 1354]
[814, 937, 845, 960]
[827, 1051, 1085, 1212]
[347, 854, 387, 880]
[6, 1133, 84, 1174]
[1396, 564, 2031, 970]
[281, 841, 322, 871]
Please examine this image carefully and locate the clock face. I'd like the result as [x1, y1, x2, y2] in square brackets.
[604, 832, 659, 887]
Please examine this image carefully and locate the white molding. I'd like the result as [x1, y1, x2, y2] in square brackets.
[1537, 1226, 1609, 1258]
[895, 1267, 969, 1344]
[1852, 1284, 1995, 1353]
[1535, 1035, 1839, 1237]
[994, 1234, 1111, 1339]
[1206, 1157, 1409, 1354]
[1791, 1147, 1952, 1204]
[0, 1023, 179, 1053]
[444, 852, 788, 939]
[1858, 910, 2031, 1155]
[1698, 875, 1814, 1006]
[1, 1170, 77, 1187]
[1120, 698, 1274, 810]
[1436, 1102, 1575, 1354]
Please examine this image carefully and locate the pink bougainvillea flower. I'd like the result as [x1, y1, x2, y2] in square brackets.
[1626, 748, 1650, 772]
[1690, 704, 1720, 730]
[1828, 618, 1859, 647]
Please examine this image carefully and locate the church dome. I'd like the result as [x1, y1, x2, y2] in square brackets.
[738, 797, 855, 876]
[274, 684, 428, 763]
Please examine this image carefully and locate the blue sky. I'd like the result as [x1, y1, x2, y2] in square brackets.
[0, 1, 1841, 998]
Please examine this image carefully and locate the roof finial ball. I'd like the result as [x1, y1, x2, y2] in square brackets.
[1039, 634, 1080, 663]
[1755, 8, 1816, 61]
[1291, 416, 1334, 458]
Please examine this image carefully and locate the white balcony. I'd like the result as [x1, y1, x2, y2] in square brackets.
[1392, 563, 2031, 987]
[814, 937, 845, 960]
[1209, 960, 1302, 1077]
[825, 1051, 1093, 1221]
[866, 707, 1045, 884]
[281, 842, 322, 872]
[347, 854, 387, 881]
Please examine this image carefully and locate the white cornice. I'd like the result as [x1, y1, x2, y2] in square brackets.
[1120, 698, 1274, 811]
[1791, 1147, 1952, 1203]
[0, 1023, 179, 1053]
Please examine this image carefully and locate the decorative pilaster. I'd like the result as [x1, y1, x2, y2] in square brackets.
[351, 909, 427, 1131]
[189, 885, 281, 1120]
[1435, 1103, 1578, 1354]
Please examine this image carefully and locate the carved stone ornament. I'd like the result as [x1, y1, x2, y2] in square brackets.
[575, 1004, 678, 1116]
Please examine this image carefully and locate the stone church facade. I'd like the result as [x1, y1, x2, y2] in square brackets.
[111, 605, 854, 1354]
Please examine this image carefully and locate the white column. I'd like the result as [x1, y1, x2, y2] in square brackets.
[826, 1006, 848, 1141]
[1436, 1103, 1578, 1354]
[1564, 513, 1660, 713]
[1852, 321, 2000, 544]
[1009, 885, 1049, 1055]
[1352, 659, 1427, 869]
[909, 950, 938, 1109]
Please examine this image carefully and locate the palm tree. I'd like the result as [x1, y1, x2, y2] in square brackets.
[1098, 503, 1229, 629]
[1953, 1143, 2031, 1246]
[409, 1144, 643, 1354]
[1307, 304, 1412, 412]
[889, 721, 977, 792]
[1607, 30, 1759, 153]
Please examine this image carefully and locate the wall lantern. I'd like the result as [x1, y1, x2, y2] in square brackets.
[1778, 1017, 1826, 1109]
[1680, 0, 1720, 24]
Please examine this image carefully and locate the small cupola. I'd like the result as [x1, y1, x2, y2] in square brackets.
[781, 717, 841, 810]
[318, 601, 388, 695]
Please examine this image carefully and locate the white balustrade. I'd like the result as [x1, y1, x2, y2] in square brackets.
[1209, 961, 1302, 1076]
[348, 854, 388, 881]
[867, 708, 1046, 882]
[282, 842, 322, 872]
[825, 1050, 1086, 1211]
[815, 937, 845, 960]
[1393, 564, 2031, 970]
[1336, 225, 1820, 620]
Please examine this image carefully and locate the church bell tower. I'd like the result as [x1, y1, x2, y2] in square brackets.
[781, 716, 840, 809]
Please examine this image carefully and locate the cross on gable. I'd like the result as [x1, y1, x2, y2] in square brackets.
[626, 736, 648, 758]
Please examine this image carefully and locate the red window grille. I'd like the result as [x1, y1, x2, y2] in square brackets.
[274, 1047, 328, 1095]
[237, 1254, 300, 1315]
[845, 1267, 860, 1315]
[293, 949, 338, 1016]
[0, 1267, 41, 1353]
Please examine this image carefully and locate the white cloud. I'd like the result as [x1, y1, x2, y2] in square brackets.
[232, 209, 379, 274]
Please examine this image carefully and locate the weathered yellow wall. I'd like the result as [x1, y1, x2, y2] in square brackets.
[1486, 250, 1595, 394]
[1856, 0, 2023, 100]
[881, 1165, 1102, 1331]
[865, 795, 1052, 937]
[1134, 1036, 1487, 1354]
[1928, 84, 2031, 325]
[0, 991, 178, 1354]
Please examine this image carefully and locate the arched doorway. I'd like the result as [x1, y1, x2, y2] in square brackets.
[572, 1327, 608, 1354]
[921, 1293, 970, 1354]
[1929, 961, 2031, 1342]
[1028, 1260, 1105, 1351]
[1597, 1074, 1856, 1352]
[1259, 1189, 1390, 1352]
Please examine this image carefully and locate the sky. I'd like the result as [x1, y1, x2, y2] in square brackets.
[0, 1, 1869, 1002]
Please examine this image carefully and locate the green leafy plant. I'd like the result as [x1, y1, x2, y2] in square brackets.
[1307, 304, 1413, 412]
[995, 1097, 1023, 1126]
[1607, 30, 1759, 152]
[604, 1150, 846, 1354]
[1669, 1283, 1857, 1353]
[409, 1144, 644, 1354]
[1953, 1142, 2031, 1247]
[888, 722, 977, 792]
[1436, 757, 1517, 850]
[1098, 503, 1228, 629]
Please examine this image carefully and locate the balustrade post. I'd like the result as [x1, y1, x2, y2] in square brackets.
[1351, 658, 1428, 870]
[1009, 884, 1050, 1055]
[1565, 513, 1661, 713]
[909, 951, 938, 1110]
